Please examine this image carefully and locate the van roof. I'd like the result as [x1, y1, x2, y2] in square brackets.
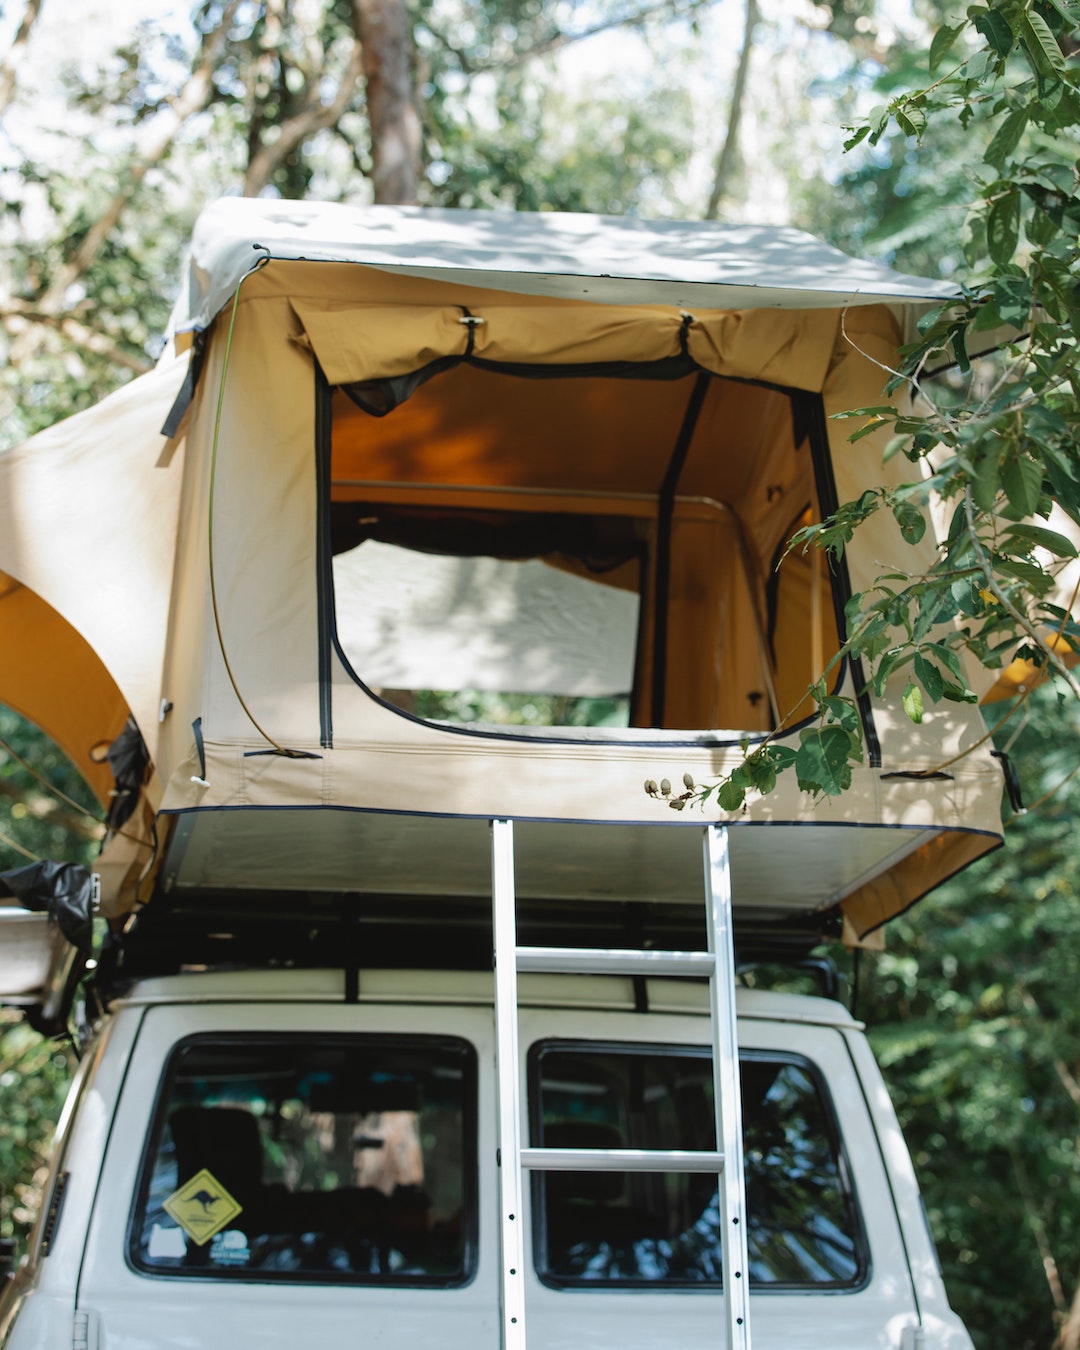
[113, 967, 862, 1029]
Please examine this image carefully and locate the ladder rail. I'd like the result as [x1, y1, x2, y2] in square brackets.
[706, 823, 752, 1348]
[491, 819, 752, 1350]
[492, 820, 528, 1350]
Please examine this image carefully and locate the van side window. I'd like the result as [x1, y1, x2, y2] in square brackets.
[129, 1035, 476, 1286]
[529, 1043, 866, 1290]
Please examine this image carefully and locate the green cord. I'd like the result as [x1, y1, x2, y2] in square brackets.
[204, 252, 312, 759]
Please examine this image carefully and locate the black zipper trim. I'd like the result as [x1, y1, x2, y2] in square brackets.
[651, 370, 711, 726]
[315, 365, 335, 749]
[794, 392, 882, 769]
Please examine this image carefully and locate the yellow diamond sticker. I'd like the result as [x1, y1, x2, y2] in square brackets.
[162, 1169, 243, 1246]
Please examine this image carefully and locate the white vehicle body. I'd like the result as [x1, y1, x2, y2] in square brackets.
[1, 970, 972, 1350]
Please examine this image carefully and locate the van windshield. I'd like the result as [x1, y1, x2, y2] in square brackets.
[530, 1044, 866, 1289]
[130, 1035, 475, 1285]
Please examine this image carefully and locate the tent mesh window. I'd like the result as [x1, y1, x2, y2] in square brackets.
[327, 362, 839, 734]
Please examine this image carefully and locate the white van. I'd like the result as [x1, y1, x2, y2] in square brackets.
[1, 950, 973, 1349]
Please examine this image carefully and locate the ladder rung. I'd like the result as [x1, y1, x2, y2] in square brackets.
[521, 1147, 725, 1173]
[515, 946, 715, 977]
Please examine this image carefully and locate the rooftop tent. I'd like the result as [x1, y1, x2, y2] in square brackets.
[0, 200, 1007, 935]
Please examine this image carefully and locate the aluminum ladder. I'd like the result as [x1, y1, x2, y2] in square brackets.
[491, 819, 751, 1350]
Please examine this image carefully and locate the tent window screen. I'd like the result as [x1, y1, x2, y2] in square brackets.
[530, 1042, 865, 1290]
[328, 363, 839, 733]
[130, 1034, 476, 1286]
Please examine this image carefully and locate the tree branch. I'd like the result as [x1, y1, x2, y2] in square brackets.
[1009, 1146, 1068, 1324]
[31, 0, 242, 316]
[1056, 1274, 1080, 1350]
[0, 0, 45, 120]
[242, 29, 364, 196]
[0, 304, 153, 373]
[424, 0, 714, 75]
[0, 777, 104, 845]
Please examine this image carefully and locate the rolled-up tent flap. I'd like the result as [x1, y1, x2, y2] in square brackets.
[0, 352, 189, 753]
[290, 297, 839, 391]
[0, 570, 128, 806]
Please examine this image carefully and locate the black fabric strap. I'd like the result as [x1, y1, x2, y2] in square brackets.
[161, 332, 207, 438]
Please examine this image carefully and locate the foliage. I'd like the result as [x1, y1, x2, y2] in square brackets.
[664, 0, 1080, 811]
[860, 684, 1080, 1350]
[0, 705, 103, 873]
[808, 0, 1080, 744]
[0, 1014, 73, 1258]
[0, 705, 97, 1255]
[0, 0, 718, 447]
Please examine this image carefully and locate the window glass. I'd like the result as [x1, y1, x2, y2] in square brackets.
[530, 1044, 864, 1289]
[131, 1036, 475, 1285]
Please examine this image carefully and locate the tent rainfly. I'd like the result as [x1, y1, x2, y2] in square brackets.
[0, 199, 1011, 938]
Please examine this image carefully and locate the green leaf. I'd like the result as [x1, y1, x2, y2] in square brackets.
[717, 780, 745, 812]
[948, 322, 971, 375]
[896, 106, 928, 140]
[914, 651, 945, 702]
[902, 680, 925, 723]
[1019, 11, 1068, 75]
[1001, 524, 1078, 558]
[892, 498, 927, 545]
[930, 21, 966, 72]
[923, 642, 966, 685]
[984, 107, 1028, 171]
[849, 416, 891, 443]
[795, 725, 857, 797]
[987, 191, 1021, 266]
[843, 124, 870, 152]
[1001, 455, 1045, 520]
[972, 439, 1008, 512]
[992, 273, 1032, 327]
[744, 755, 777, 796]
[821, 695, 861, 736]
[972, 8, 1014, 56]
[1026, 203, 1059, 246]
[1043, 0, 1080, 23]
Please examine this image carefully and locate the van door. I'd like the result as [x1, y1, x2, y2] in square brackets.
[518, 1005, 923, 1350]
[74, 999, 499, 1350]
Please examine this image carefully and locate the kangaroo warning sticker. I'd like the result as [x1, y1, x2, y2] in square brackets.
[163, 1169, 243, 1246]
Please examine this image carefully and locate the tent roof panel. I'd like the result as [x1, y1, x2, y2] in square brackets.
[171, 199, 959, 335]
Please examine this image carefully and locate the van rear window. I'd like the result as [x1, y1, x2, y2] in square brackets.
[130, 1035, 476, 1285]
[530, 1044, 866, 1290]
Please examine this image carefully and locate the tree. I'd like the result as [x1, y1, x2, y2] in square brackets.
[824, 0, 1080, 714]
[653, 0, 1080, 812]
[0, 0, 723, 446]
[857, 683, 1080, 1350]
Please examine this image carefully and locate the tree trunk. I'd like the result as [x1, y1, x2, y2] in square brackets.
[705, 0, 758, 220]
[354, 0, 421, 205]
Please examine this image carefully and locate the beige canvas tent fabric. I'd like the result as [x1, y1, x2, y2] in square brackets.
[0, 201, 1010, 933]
